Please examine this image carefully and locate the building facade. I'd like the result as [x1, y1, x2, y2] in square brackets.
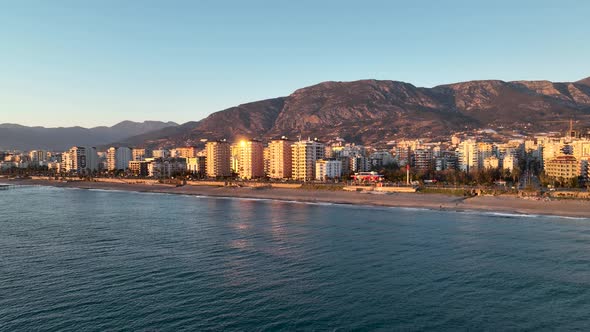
[292, 140, 325, 181]
[64, 146, 98, 174]
[315, 159, 342, 181]
[206, 140, 231, 178]
[132, 148, 151, 161]
[238, 139, 264, 179]
[171, 147, 197, 159]
[544, 155, 580, 180]
[148, 158, 186, 178]
[186, 156, 206, 176]
[268, 138, 293, 179]
[107, 147, 132, 171]
[457, 139, 478, 172]
[128, 160, 150, 177]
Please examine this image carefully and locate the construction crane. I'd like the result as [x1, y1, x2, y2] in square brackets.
[541, 118, 579, 137]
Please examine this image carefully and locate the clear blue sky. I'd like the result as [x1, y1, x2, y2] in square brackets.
[2, 0, 589, 128]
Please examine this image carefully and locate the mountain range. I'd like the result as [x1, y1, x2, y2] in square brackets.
[0, 121, 178, 151]
[115, 76, 590, 149]
[4, 76, 590, 151]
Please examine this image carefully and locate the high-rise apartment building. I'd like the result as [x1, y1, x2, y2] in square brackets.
[263, 146, 271, 176]
[64, 146, 98, 174]
[107, 147, 132, 171]
[186, 156, 207, 175]
[29, 150, 48, 166]
[292, 139, 325, 181]
[171, 147, 197, 158]
[350, 155, 370, 173]
[148, 158, 187, 178]
[237, 139, 264, 179]
[132, 148, 151, 161]
[230, 144, 240, 174]
[152, 149, 170, 159]
[128, 160, 150, 177]
[315, 159, 342, 181]
[502, 154, 517, 171]
[206, 140, 231, 178]
[457, 139, 478, 172]
[477, 142, 495, 169]
[414, 148, 433, 171]
[268, 138, 293, 179]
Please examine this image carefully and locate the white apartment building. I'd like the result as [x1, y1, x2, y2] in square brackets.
[503, 154, 517, 171]
[315, 159, 342, 181]
[292, 139, 325, 181]
[107, 147, 132, 171]
[64, 146, 98, 174]
[148, 158, 186, 178]
[457, 139, 478, 172]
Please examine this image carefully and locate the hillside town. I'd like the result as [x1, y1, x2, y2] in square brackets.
[2, 125, 590, 190]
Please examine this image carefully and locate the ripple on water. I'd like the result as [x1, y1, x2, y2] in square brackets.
[1, 187, 590, 330]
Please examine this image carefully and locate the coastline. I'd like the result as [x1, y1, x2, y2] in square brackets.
[2, 178, 589, 219]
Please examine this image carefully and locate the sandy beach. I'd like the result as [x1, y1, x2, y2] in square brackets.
[2, 178, 589, 219]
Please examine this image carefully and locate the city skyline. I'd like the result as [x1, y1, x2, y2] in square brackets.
[2, 0, 589, 127]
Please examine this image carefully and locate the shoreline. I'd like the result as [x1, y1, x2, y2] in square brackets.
[2, 178, 589, 219]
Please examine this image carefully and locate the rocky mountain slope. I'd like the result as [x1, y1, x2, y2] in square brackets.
[117, 77, 590, 148]
[0, 121, 178, 151]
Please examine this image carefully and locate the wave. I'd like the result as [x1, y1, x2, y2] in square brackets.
[28, 185, 590, 221]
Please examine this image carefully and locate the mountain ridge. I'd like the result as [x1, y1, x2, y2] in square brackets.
[0, 121, 179, 151]
[115, 77, 590, 148]
[0, 120, 179, 130]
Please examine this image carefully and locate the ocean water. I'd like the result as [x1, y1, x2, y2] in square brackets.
[1, 186, 590, 331]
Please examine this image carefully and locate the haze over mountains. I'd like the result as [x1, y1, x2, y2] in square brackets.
[0, 121, 178, 151]
[115, 76, 590, 149]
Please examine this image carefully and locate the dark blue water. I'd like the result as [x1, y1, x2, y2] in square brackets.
[1, 186, 590, 331]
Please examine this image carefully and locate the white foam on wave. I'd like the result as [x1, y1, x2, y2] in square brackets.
[455, 209, 589, 221]
[86, 188, 131, 194]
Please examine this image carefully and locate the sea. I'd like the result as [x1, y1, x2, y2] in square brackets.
[1, 185, 590, 331]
